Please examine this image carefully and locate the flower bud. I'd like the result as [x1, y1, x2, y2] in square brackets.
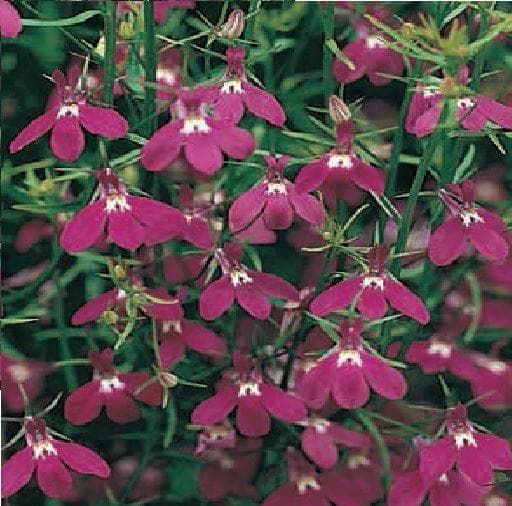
[401, 22, 416, 40]
[328, 95, 351, 124]
[102, 310, 118, 325]
[216, 9, 244, 39]
[157, 370, 179, 388]
[113, 264, 126, 280]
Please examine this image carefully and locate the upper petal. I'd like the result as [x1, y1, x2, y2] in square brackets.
[0, 0, 22, 38]
[79, 104, 128, 138]
[180, 320, 226, 357]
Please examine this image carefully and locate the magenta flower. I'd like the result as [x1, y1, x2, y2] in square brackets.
[155, 47, 182, 103]
[157, 318, 226, 368]
[64, 349, 162, 425]
[1, 355, 54, 413]
[0, 0, 21, 38]
[199, 243, 299, 320]
[229, 154, 325, 233]
[295, 122, 385, 197]
[1, 417, 110, 499]
[428, 180, 509, 266]
[191, 352, 306, 437]
[310, 245, 429, 324]
[14, 219, 53, 253]
[153, 0, 195, 22]
[141, 87, 255, 175]
[419, 404, 512, 486]
[298, 415, 371, 468]
[332, 35, 403, 86]
[405, 81, 512, 138]
[9, 69, 128, 161]
[60, 170, 185, 252]
[175, 185, 215, 249]
[213, 46, 286, 126]
[296, 319, 407, 409]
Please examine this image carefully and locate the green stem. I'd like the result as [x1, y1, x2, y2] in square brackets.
[143, 0, 157, 137]
[321, 3, 335, 106]
[471, 7, 489, 91]
[102, 2, 116, 107]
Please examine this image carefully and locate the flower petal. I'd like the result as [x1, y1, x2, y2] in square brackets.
[310, 276, 362, 316]
[181, 320, 226, 356]
[213, 93, 244, 123]
[263, 195, 294, 230]
[0, 0, 22, 38]
[242, 82, 286, 127]
[295, 358, 333, 409]
[159, 334, 186, 368]
[260, 384, 306, 423]
[182, 217, 214, 249]
[120, 372, 162, 406]
[1, 447, 34, 499]
[184, 133, 223, 175]
[141, 122, 182, 171]
[191, 386, 238, 426]
[474, 433, 512, 469]
[107, 210, 145, 249]
[349, 157, 385, 195]
[356, 287, 388, 320]
[50, 115, 84, 162]
[228, 184, 267, 233]
[384, 279, 429, 324]
[332, 39, 367, 84]
[105, 390, 140, 424]
[199, 276, 235, 320]
[362, 352, 407, 400]
[79, 105, 128, 138]
[387, 471, 427, 506]
[418, 437, 456, 482]
[64, 380, 103, 425]
[249, 270, 299, 301]
[467, 222, 509, 261]
[53, 441, 110, 478]
[288, 188, 325, 226]
[294, 159, 329, 193]
[332, 365, 369, 409]
[36, 455, 73, 499]
[474, 96, 512, 130]
[301, 427, 338, 469]
[236, 395, 271, 437]
[235, 283, 272, 320]
[71, 288, 118, 325]
[457, 445, 493, 486]
[9, 109, 57, 153]
[327, 423, 371, 448]
[411, 104, 442, 138]
[428, 216, 467, 266]
[213, 123, 255, 160]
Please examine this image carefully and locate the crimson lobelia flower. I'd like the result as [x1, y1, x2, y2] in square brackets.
[419, 404, 512, 486]
[428, 180, 509, 266]
[212, 46, 286, 126]
[175, 185, 215, 249]
[191, 352, 306, 437]
[1, 417, 110, 499]
[60, 169, 185, 252]
[199, 243, 299, 320]
[294, 99, 385, 197]
[332, 33, 403, 86]
[296, 319, 407, 409]
[1, 355, 54, 413]
[141, 87, 255, 174]
[64, 349, 162, 425]
[405, 70, 512, 138]
[310, 245, 429, 324]
[0, 0, 21, 38]
[9, 68, 128, 161]
[297, 415, 371, 469]
[229, 154, 325, 233]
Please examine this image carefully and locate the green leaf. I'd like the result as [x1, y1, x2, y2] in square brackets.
[453, 144, 475, 182]
[21, 10, 103, 27]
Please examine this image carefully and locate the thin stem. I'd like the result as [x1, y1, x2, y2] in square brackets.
[321, 3, 335, 107]
[102, 2, 116, 107]
[143, 0, 157, 138]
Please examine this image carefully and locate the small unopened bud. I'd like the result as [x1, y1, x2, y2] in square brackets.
[157, 370, 179, 388]
[113, 264, 126, 280]
[216, 9, 244, 39]
[95, 36, 105, 58]
[102, 310, 118, 325]
[328, 95, 351, 124]
[38, 179, 55, 194]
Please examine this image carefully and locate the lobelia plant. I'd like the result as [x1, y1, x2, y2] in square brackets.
[2, 1, 512, 505]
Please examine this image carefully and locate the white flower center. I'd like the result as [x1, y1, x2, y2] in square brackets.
[230, 269, 253, 287]
[105, 194, 131, 213]
[238, 381, 261, 397]
[156, 68, 176, 87]
[474, 356, 507, 373]
[221, 79, 243, 94]
[99, 376, 125, 394]
[438, 473, 449, 484]
[8, 364, 31, 383]
[57, 104, 79, 118]
[296, 475, 321, 495]
[366, 36, 386, 49]
[265, 182, 287, 195]
[328, 154, 353, 169]
[453, 430, 477, 449]
[422, 89, 439, 99]
[362, 276, 384, 290]
[337, 349, 362, 367]
[427, 342, 452, 359]
[312, 418, 330, 434]
[162, 320, 182, 334]
[32, 439, 58, 460]
[459, 210, 483, 227]
[180, 117, 211, 135]
[347, 454, 370, 469]
[458, 97, 475, 110]
[486, 496, 508, 506]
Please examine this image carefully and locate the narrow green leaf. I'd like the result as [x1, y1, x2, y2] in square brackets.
[22, 10, 103, 27]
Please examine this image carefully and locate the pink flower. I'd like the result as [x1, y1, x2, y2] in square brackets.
[1, 355, 54, 412]
[1, 417, 110, 499]
[213, 46, 286, 126]
[60, 169, 185, 252]
[64, 349, 162, 425]
[419, 404, 512, 486]
[175, 185, 215, 249]
[155, 47, 181, 103]
[405, 83, 512, 138]
[296, 319, 407, 409]
[229, 154, 325, 233]
[157, 318, 226, 368]
[199, 243, 299, 320]
[14, 219, 53, 253]
[310, 245, 429, 324]
[295, 122, 385, 197]
[298, 415, 371, 468]
[9, 69, 128, 161]
[191, 352, 306, 437]
[141, 88, 255, 174]
[428, 180, 509, 266]
[332, 35, 403, 86]
[0, 0, 21, 38]
[163, 251, 208, 285]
